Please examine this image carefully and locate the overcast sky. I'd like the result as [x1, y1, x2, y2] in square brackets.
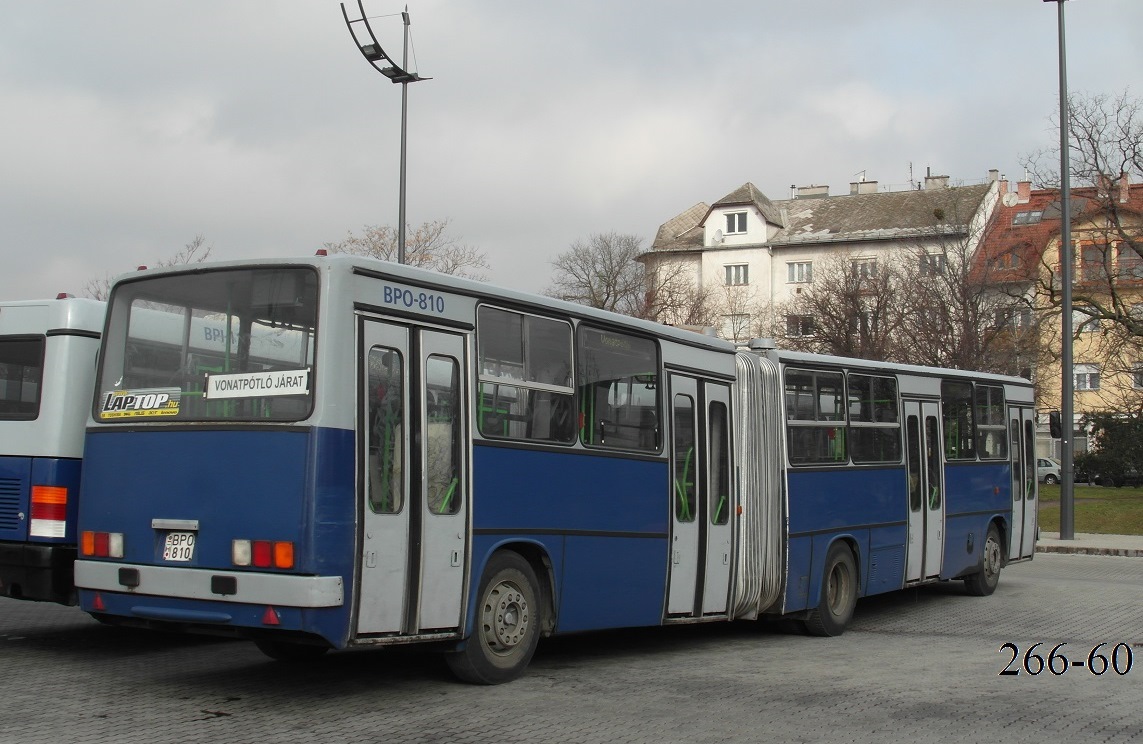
[2, 1, 1141, 301]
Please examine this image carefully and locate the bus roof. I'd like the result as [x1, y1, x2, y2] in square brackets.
[107, 254, 738, 354]
[0, 296, 105, 336]
[768, 348, 1034, 388]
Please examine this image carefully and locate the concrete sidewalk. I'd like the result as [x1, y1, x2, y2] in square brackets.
[1036, 531, 1143, 557]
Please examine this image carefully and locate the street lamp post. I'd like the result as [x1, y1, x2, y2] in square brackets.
[341, 1, 431, 265]
[1044, 0, 1074, 540]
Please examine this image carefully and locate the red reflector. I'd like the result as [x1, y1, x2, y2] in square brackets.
[94, 532, 110, 557]
[262, 606, 280, 625]
[92, 593, 105, 611]
[30, 501, 67, 522]
[252, 540, 272, 568]
[314, 248, 328, 256]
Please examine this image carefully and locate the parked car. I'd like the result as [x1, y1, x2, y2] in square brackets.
[1037, 457, 1061, 485]
[1071, 456, 1142, 487]
[1092, 466, 1142, 488]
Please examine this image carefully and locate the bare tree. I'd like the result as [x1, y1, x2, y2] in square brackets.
[713, 283, 762, 343]
[546, 232, 648, 316]
[325, 219, 489, 280]
[775, 250, 908, 361]
[83, 234, 213, 300]
[548, 232, 721, 328]
[1023, 90, 1143, 340]
[640, 259, 719, 328]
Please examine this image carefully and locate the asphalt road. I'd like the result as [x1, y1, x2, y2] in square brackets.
[1, 553, 1139, 744]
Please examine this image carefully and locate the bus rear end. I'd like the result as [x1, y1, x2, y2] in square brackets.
[74, 265, 352, 651]
[0, 297, 102, 604]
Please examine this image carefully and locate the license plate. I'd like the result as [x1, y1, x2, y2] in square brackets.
[162, 531, 196, 562]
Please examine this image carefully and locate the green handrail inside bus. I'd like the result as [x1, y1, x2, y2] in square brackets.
[675, 447, 694, 521]
[438, 477, 459, 514]
[713, 493, 727, 524]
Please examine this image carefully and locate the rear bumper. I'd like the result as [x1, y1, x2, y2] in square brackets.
[74, 560, 344, 607]
[0, 542, 77, 604]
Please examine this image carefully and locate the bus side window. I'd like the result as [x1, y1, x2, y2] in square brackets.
[906, 415, 922, 511]
[476, 306, 574, 445]
[577, 326, 660, 452]
[673, 394, 695, 522]
[785, 368, 846, 465]
[709, 400, 730, 526]
[367, 347, 404, 514]
[426, 355, 462, 516]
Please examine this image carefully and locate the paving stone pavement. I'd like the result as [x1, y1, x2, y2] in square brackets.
[0, 552, 1139, 744]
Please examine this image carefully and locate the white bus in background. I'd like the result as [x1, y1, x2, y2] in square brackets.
[0, 296, 104, 604]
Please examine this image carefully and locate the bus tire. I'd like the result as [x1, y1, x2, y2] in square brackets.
[964, 523, 1002, 597]
[254, 639, 330, 662]
[804, 542, 857, 637]
[446, 551, 540, 685]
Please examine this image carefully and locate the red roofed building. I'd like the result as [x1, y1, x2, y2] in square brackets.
[976, 173, 1143, 456]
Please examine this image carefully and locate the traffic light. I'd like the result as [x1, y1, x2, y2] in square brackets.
[1049, 411, 1062, 438]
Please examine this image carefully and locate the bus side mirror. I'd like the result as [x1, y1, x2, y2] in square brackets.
[1048, 411, 1062, 438]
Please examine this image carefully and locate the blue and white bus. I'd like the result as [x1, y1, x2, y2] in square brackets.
[74, 256, 1035, 682]
[0, 296, 104, 604]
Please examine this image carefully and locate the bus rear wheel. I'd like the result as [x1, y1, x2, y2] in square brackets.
[805, 542, 857, 637]
[964, 523, 1002, 597]
[446, 551, 540, 685]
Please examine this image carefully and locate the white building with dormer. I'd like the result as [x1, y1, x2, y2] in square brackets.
[639, 172, 1002, 341]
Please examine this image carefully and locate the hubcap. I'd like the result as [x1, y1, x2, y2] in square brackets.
[483, 580, 530, 655]
[984, 536, 1001, 577]
[827, 562, 851, 615]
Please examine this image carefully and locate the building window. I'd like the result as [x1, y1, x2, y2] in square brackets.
[725, 264, 749, 286]
[919, 253, 946, 275]
[1081, 244, 1110, 282]
[989, 250, 1021, 271]
[725, 212, 747, 234]
[721, 314, 750, 342]
[1074, 364, 1100, 391]
[785, 314, 815, 337]
[1118, 244, 1143, 279]
[850, 310, 872, 335]
[1073, 307, 1100, 333]
[787, 261, 813, 283]
[919, 307, 947, 333]
[1012, 210, 1043, 226]
[851, 258, 878, 280]
[994, 306, 1033, 330]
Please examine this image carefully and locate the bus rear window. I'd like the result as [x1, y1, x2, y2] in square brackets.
[0, 337, 45, 420]
[96, 268, 318, 423]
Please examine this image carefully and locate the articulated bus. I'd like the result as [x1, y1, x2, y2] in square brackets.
[0, 296, 104, 604]
[74, 256, 1036, 683]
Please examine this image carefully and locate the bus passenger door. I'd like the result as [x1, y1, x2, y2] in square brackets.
[667, 374, 733, 618]
[356, 318, 468, 636]
[904, 400, 944, 582]
[701, 382, 733, 616]
[1009, 407, 1037, 560]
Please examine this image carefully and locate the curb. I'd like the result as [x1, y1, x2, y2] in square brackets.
[1035, 545, 1143, 558]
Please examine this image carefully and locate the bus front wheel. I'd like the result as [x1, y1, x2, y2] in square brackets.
[964, 523, 1002, 597]
[446, 551, 541, 685]
[804, 542, 857, 637]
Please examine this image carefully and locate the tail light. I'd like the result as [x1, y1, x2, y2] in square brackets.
[29, 486, 68, 538]
[232, 539, 294, 569]
[81, 531, 124, 558]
